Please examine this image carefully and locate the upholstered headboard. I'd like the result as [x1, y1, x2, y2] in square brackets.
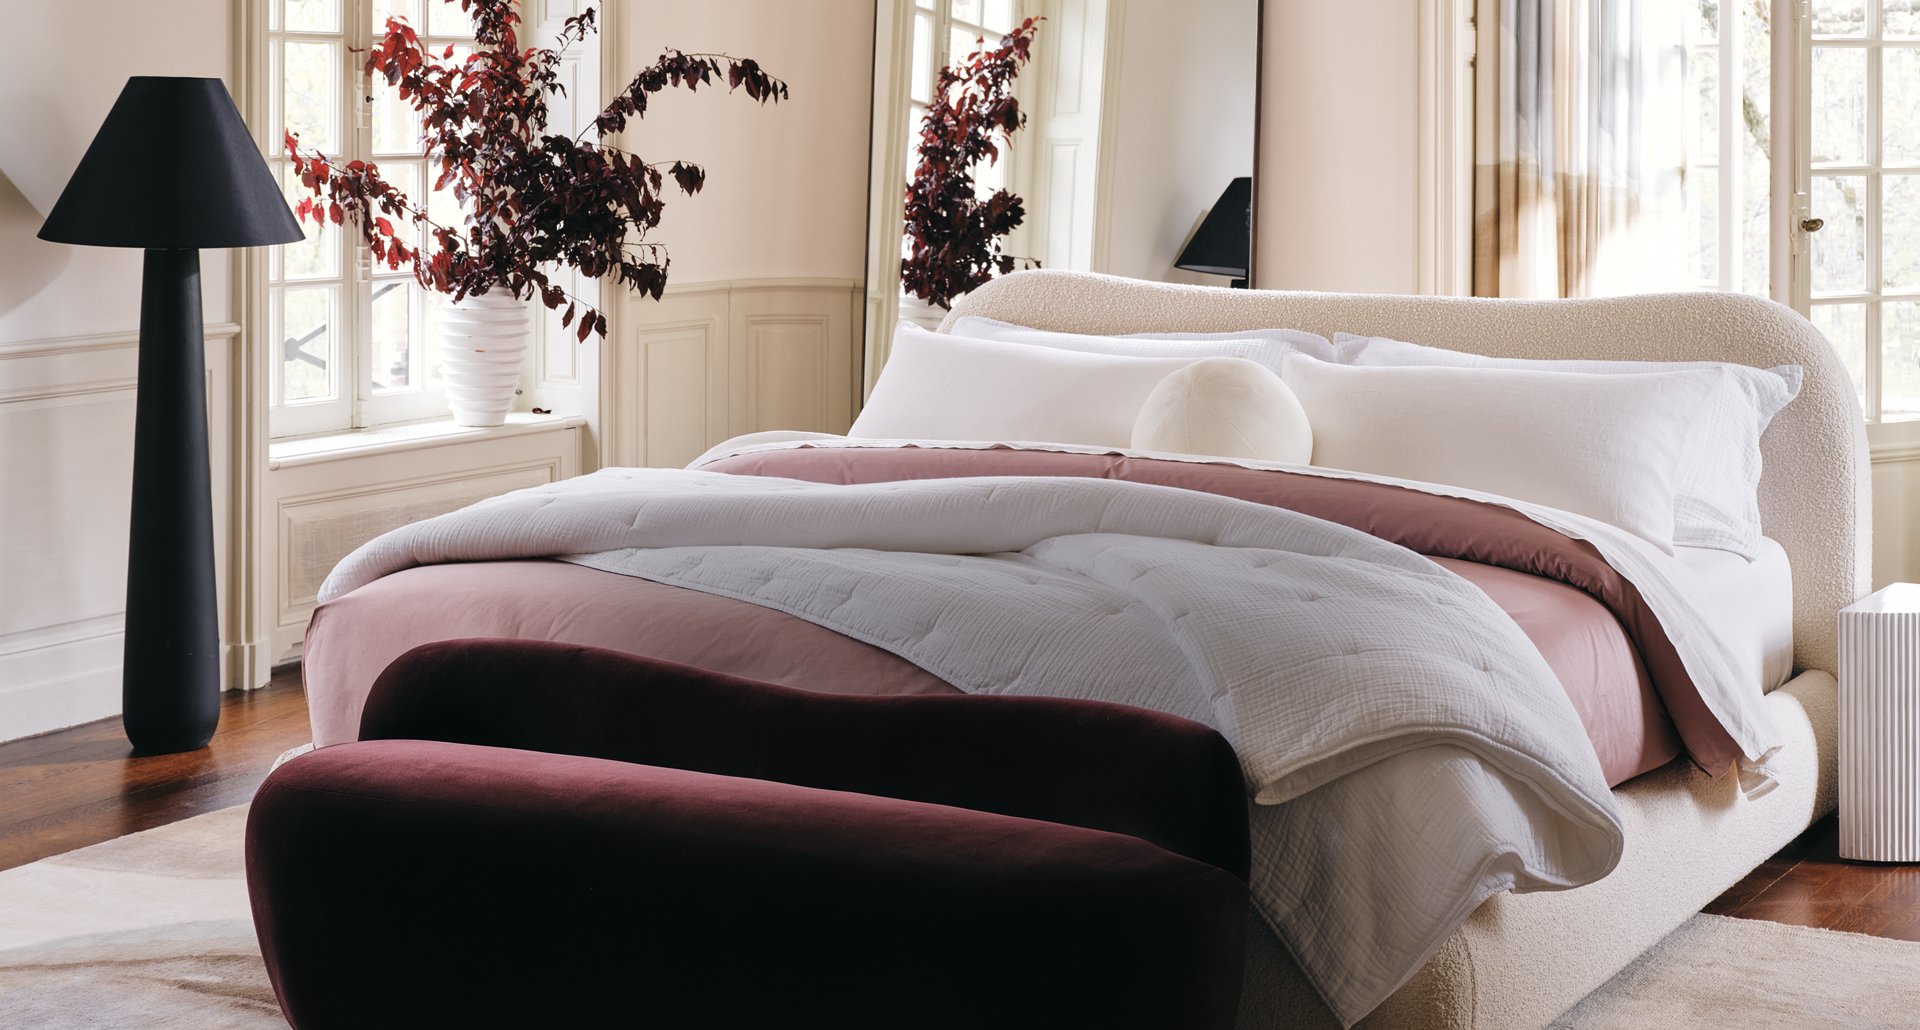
[943, 269, 1872, 676]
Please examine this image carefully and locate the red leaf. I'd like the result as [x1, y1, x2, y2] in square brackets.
[329, 202, 344, 224]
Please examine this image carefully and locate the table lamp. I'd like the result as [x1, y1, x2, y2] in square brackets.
[1175, 177, 1253, 288]
[38, 76, 303, 753]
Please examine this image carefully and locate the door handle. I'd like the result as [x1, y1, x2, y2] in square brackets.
[1802, 217, 1826, 233]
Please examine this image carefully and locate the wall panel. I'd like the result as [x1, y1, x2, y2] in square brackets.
[0, 327, 239, 741]
[612, 279, 859, 470]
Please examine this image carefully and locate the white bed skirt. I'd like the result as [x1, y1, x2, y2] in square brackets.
[1238, 669, 1839, 1030]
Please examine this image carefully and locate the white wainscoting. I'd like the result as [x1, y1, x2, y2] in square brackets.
[606, 279, 861, 468]
[265, 418, 586, 663]
[0, 323, 240, 742]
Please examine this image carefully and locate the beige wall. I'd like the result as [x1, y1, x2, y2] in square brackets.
[1, 4, 235, 338]
[0, 0, 237, 740]
[618, 1, 874, 284]
[1253, 0, 1421, 293]
[1873, 456, 1920, 588]
[605, 2, 873, 470]
[1097, 0, 1259, 286]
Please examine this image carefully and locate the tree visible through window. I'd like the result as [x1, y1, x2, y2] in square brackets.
[1681, 0, 1772, 298]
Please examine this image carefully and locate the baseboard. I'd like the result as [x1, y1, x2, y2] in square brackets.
[222, 638, 274, 693]
[1, 620, 271, 743]
[0, 622, 123, 742]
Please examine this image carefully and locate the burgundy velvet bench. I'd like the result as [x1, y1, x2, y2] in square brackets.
[247, 639, 1252, 1029]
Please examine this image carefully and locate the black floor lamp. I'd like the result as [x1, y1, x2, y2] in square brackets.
[38, 77, 303, 754]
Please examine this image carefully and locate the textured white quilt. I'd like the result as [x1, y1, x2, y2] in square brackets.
[322, 468, 1632, 1023]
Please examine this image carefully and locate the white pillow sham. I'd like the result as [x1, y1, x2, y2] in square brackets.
[1131, 357, 1314, 464]
[1281, 354, 1727, 552]
[850, 324, 1192, 447]
[949, 315, 1337, 374]
[1334, 333, 1801, 558]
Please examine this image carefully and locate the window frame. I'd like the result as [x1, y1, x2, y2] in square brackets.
[1797, 1, 1920, 424]
[264, 0, 475, 439]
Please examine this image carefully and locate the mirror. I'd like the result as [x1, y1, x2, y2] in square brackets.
[862, 0, 1262, 391]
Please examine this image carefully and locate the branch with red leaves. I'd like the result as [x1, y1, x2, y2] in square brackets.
[901, 17, 1041, 310]
[284, 0, 788, 341]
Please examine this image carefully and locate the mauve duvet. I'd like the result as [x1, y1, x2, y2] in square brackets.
[303, 446, 1688, 785]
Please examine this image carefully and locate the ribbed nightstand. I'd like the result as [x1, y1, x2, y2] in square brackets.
[1839, 583, 1920, 862]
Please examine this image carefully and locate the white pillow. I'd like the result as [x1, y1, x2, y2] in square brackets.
[1334, 333, 1801, 558]
[1131, 358, 1313, 464]
[851, 324, 1192, 447]
[949, 316, 1337, 374]
[1281, 354, 1727, 551]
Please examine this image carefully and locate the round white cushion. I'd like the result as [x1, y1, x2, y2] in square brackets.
[1130, 357, 1312, 464]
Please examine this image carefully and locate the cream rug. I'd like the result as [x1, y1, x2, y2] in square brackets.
[2, 805, 1917, 1029]
[0, 807, 277, 1028]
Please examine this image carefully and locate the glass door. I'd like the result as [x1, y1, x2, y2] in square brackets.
[1794, 0, 1920, 423]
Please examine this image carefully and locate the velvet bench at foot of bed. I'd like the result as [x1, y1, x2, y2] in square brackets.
[246, 640, 1256, 1030]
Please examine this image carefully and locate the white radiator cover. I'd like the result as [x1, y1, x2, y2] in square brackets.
[1838, 584, 1920, 862]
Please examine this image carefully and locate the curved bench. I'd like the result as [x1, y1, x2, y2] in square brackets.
[247, 639, 1254, 1029]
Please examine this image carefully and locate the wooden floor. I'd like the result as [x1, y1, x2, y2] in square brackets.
[1707, 814, 1920, 940]
[0, 664, 310, 872]
[1, 670, 1916, 942]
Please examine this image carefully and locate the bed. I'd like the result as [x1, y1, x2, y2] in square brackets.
[300, 270, 1869, 1028]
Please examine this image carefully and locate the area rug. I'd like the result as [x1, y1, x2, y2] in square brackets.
[0, 806, 277, 1029]
[3, 805, 1919, 1029]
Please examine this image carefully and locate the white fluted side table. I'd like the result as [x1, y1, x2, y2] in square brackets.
[1839, 583, 1920, 862]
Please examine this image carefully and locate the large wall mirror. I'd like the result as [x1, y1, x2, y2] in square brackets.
[862, 0, 1262, 391]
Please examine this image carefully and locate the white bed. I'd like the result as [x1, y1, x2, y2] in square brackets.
[938, 270, 1869, 1030]
[308, 268, 1864, 1029]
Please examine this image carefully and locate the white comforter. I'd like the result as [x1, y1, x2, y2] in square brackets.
[322, 466, 1636, 1023]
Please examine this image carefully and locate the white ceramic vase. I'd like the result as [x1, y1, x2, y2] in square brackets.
[437, 291, 530, 427]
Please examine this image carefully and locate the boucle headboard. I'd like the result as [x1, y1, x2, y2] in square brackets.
[943, 269, 1872, 676]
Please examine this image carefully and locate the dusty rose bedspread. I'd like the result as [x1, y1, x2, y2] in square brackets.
[304, 446, 1689, 785]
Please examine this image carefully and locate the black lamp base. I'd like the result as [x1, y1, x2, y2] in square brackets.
[122, 248, 220, 754]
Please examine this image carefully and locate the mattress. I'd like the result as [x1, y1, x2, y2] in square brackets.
[1675, 538, 1795, 692]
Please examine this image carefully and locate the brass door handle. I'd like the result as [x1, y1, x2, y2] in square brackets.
[1802, 217, 1826, 233]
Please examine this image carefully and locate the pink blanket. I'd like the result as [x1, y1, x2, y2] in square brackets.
[304, 446, 1690, 785]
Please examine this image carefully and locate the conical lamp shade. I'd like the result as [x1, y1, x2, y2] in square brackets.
[39, 76, 304, 249]
[1175, 177, 1252, 278]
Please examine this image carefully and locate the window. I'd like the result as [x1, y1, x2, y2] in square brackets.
[266, 0, 476, 438]
[1680, 0, 1773, 296]
[1801, 0, 1920, 421]
[901, 0, 1024, 279]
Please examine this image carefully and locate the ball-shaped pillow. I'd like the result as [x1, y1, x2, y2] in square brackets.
[1130, 357, 1313, 464]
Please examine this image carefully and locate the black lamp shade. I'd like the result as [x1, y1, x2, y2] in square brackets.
[38, 76, 303, 249]
[1175, 176, 1253, 279]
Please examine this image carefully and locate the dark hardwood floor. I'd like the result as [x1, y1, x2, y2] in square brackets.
[1708, 815, 1920, 940]
[2, 667, 1915, 943]
[0, 663, 310, 872]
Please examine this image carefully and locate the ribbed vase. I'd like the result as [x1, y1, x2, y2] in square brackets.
[1838, 587, 1920, 862]
[438, 291, 530, 427]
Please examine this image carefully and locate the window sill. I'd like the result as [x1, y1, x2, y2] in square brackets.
[267, 413, 587, 471]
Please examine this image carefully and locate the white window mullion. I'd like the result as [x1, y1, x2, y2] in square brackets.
[348, 0, 374, 429]
[1867, 29, 1884, 422]
[1720, 10, 1741, 293]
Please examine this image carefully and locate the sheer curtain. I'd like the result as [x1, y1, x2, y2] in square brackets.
[1472, 0, 1688, 298]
